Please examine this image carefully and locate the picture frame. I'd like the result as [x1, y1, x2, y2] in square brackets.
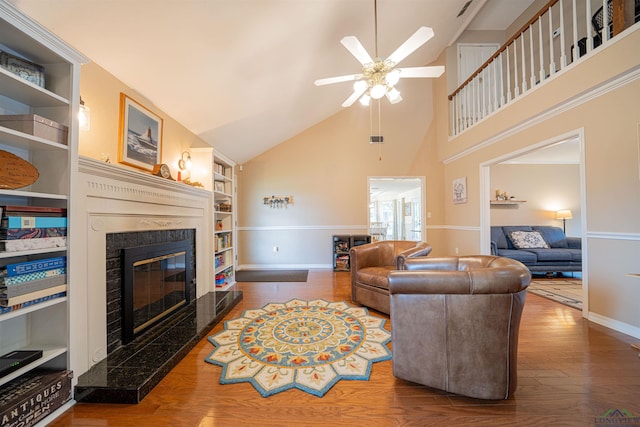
[118, 93, 163, 171]
[452, 176, 468, 204]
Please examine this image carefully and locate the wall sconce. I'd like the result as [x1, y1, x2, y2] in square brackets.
[79, 97, 90, 131]
[555, 209, 573, 233]
[178, 151, 192, 170]
[263, 195, 293, 208]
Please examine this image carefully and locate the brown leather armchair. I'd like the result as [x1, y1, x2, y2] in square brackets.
[350, 240, 432, 314]
[388, 255, 531, 400]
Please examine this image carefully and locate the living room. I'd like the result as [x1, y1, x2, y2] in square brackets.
[1, 0, 640, 425]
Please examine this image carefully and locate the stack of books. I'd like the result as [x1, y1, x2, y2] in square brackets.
[0, 205, 67, 253]
[0, 255, 67, 313]
[0, 255, 67, 311]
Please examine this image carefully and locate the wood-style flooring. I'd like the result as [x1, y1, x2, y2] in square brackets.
[50, 270, 640, 426]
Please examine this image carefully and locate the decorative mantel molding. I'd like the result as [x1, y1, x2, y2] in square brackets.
[79, 156, 210, 208]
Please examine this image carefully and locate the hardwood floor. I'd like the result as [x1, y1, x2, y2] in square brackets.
[50, 270, 640, 426]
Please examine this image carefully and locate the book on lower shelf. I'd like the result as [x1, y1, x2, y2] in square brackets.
[0, 291, 66, 314]
[0, 284, 66, 306]
[1, 274, 66, 297]
[0, 236, 66, 252]
[0, 256, 66, 278]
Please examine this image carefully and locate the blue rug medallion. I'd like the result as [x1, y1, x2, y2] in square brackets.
[205, 299, 391, 397]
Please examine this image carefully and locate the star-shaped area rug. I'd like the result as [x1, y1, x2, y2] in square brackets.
[205, 299, 392, 397]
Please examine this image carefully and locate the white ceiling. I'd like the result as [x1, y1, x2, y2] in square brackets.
[10, 0, 535, 164]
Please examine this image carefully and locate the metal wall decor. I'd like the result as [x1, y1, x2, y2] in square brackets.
[263, 195, 293, 208]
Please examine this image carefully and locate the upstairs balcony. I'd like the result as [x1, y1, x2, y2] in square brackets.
[449, 0, 640, 137]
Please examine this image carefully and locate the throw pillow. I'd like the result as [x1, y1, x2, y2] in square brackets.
[508, 230, 549, 249]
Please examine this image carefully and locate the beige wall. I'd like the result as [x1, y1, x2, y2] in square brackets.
[490, 164, 581, 237]
[236, 74, 447, 267]
[78, 62, 207, 175]
[440, 29, 640, 333]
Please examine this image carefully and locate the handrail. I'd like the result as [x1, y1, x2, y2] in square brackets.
[448, 0, 559, 100]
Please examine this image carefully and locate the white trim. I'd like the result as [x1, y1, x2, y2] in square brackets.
[238, 263, 332, 270]
[237, 225, 367, 231]
[587, 231, 640, 241]
[425, 224, 480, 232]
[587, 312, 640, 340]
[445, 65, 640, 164]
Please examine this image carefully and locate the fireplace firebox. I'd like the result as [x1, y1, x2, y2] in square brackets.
[122, 239, 192, 344]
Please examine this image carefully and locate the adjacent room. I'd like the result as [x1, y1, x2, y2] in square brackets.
[1, 0, 639, 425]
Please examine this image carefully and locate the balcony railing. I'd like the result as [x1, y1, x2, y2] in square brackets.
[448, 0, 639, 136]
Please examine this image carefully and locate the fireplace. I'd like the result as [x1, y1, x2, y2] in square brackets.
[106, 229, 196, 353]
[122, 239, 192, 344]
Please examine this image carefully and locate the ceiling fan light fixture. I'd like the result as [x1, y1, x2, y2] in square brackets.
[385, 69, 400, 86]
[387, 87, 402, 103]
[353, 80, 368, 92]
[370, 84, 387, 99]
[359, 94, 371, 106]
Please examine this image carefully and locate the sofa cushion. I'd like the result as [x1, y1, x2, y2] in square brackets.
[525, 248, 572, 262]
[356, 266, 394, 290]
[495, 249, 538, 265]
[501, 226, 533, 249]
[508, 231, 549, 249]
[534, 226, 568, 248]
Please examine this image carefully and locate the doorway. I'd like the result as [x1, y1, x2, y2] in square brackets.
[368, 177, 425, 241]
[480, 129, 587, 316]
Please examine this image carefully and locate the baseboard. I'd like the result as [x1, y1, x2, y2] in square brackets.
[237, 263, 332, 270]
[587, 311, 640, 339]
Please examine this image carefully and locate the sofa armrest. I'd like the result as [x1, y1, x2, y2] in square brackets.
[567, 237, 581, 249]
[396, 243, 432, 269]
[491, 241, 498, 255]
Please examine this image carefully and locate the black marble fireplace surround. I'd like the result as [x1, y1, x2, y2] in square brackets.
[74, 229, 242, 403]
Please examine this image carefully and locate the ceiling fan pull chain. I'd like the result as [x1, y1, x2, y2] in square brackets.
[378, 99, 382, 161]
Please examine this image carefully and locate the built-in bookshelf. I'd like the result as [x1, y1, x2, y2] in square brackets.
[212, 153, 236, 291]
[0, 2, 85, 423]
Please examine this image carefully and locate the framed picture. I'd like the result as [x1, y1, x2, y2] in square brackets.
[452, 176, 467, 204]
[403, 202, 412, 216]
[118, 93, 163, 171]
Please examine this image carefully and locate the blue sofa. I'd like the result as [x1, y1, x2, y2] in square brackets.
[490, 225, 581, 274]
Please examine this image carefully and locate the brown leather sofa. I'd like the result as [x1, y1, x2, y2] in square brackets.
[349, 240, 432, 314]
[388, 255, 531, 400]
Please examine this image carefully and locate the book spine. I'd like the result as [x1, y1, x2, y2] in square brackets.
[0, 236, 66, 252]
[0, 227, 67, 240]
[0, 292, 65, 314]
[1, 274, 67, 297]
[1, 216, 67, 229]
[0, 205, 66, 215]
[0, 256, 66, 277]
[0, 268, 65, 286]
[0, 284, 67, 306]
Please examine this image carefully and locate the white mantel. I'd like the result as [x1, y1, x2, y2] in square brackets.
[70, 157, 213, 376]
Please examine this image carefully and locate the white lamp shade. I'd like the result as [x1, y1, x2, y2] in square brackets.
[353, 80, 368, 91]
[385, 69, 400, 86]
[556, 209, 573, 220]
[359, 94, 371, 106]
[370, 84, 387, 99]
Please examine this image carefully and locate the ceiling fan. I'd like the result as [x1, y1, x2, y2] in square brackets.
[314, 0, 444, 107]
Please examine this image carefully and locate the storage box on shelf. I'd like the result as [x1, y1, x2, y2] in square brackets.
[0, 2, 84, 424]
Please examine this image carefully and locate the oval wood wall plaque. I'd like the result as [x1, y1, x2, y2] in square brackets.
[0, 150, 40, 189]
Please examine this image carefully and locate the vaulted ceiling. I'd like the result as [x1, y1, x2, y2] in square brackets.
[11, 0, 535, 164]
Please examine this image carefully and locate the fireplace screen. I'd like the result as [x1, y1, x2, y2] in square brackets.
[122, 239, 192, 344]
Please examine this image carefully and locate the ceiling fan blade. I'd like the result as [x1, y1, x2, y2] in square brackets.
[341, 36, 374, 65]
[386, 26, 434, 66]
[314, 74, 363, 86]
[398, 66, 445, 78]
[341, 85, 368, 107]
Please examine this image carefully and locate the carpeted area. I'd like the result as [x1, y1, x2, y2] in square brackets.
[205, 299, 391, 397]
[236, 269, 308, 282]
[528, 278, 582, 310]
